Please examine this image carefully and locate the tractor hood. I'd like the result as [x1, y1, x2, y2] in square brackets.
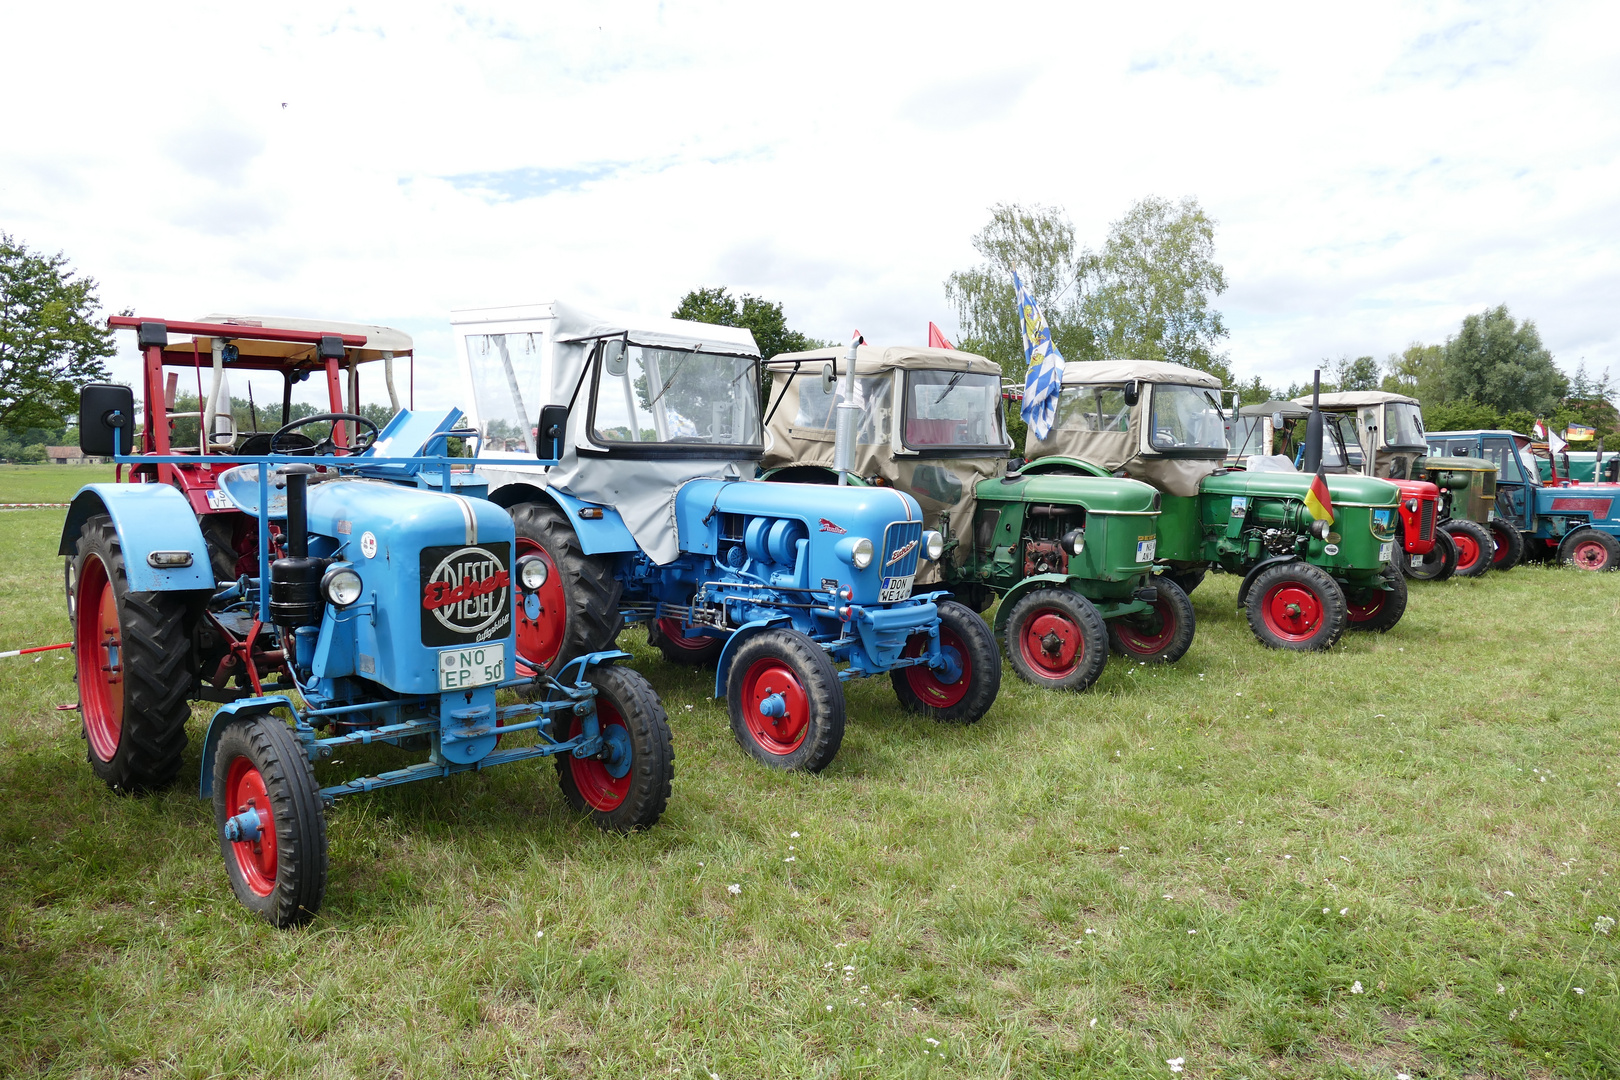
[976, 471, 1159, 515]
[1201, 470, 1401, 505]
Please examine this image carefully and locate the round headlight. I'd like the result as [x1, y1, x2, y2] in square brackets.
[322, 564, 363, 607]
[1061, 528, 1085, 555]
[1310, 519, 1331, 539]
[922, 530, 945, 561]
[835, 536, 875, 570]
[517, 553, 549, 591]
[1404, 498, 1419, 512]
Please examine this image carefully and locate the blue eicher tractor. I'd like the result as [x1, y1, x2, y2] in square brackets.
[63, 316, 674, 926]
[451, 302, 1001, 773]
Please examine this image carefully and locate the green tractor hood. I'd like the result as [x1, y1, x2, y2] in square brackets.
[1201, 470, 1399, 505]
[977, 463, 1159, 513]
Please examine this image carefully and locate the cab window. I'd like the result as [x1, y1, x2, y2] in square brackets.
[1481, 438, 1523, 481]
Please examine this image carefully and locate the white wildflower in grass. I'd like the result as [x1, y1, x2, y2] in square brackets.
[784, 857, 796, 863]
[1351, 981, 1364, 994]
[1284, 855, 1292, 860]
[1596, 915, 1615, 935]
[843, 965, 854, 972]
[1574, 987, 1585, 995]
[925, 1037, 940, 1046]
[727, 883, 741, 895]
[1504, 891, 1515, 897]
[535, 930, 544, 939]
[1397, 1074, 1412, 1080]
[790, 831, 800, 838]
[826, 1005, 833, 1011]
[1086, 928, 1096, 934]
[1167, 1056, 1185, 1073]
[1340, 908, 1349, 916]
[1188, 929, 1197, 934]
[1497, 984, 1505, 994]
[1323, 908, 1330, 914]
[1089, 1018, 1098, 1028]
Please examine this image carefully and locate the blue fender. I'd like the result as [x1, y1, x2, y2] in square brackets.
[58, 484, 214, 592]
[713, 615, 793, 698]
[487, 483, 638, 556]
[197, 695, 301, 798]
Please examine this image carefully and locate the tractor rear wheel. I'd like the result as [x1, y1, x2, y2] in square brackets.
[1345, 564, 1408, 633]
[1442, 519, 1492, 577]
[1488, 519, 1524, 570]
[1558, 528, 1620, 571]
[1005, 588, 1108, 691]
[73, 514, 197, 793]
[1107, 578, 1196, 664]
[509, 501, 622, 675]
[212, 714, 328, 927]
[1244, 562, 1347, 651]
[555, 665, 674, 831]
[726, 628, 845, 772]
[1402, 529, 1457, 581]
[647, 616, 724, 667]
[891, 600, 1000, 722]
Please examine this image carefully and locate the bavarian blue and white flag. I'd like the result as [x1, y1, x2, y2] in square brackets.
[1014, 269, 1065, 441]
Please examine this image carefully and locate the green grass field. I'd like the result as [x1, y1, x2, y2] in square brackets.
[2, 483, 1617, 1078]
[0, 463, 116, 503]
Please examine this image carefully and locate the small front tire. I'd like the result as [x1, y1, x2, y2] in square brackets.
[1107, 578, 1196, 664]
[1488, 519, 1524, 570]
[1442, 519, 1493, 578]
[1345, 564, 1408, 633]
[555, 665, 674, 832]
[1244, 562, 1347, 651]
[1005, 588, 1108, 691]
[891, 599, 1000, 723]
[726, 629, 845, 772]
[1558, 528, 1620, 571]
[1402, 529, 1457, 581]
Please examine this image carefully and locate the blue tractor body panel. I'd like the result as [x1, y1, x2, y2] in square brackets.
[1429, 429, 1620, 543]
[58, 484, 215, 592]
[544, 487, 640, 554]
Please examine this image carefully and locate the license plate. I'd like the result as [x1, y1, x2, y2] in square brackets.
[438, 644, 505, 690]
[880, 575, 914, 602]
[1379, 541, 1394, 563]
[1410, 553, 1423, 568]
[1135, 538, 1157, 563]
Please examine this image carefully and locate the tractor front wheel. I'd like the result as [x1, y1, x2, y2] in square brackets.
[73, 514, 196, 793]
[891, 600, 1000, 722]
[1442, 519, 1493, 578]
[647, 616, 724, 667]
[726, 628, 845, 772]
[555, 665, 674, 831]
[1244, 562, 1347, 651]
[1558, 528, 1620, 571]
[509, 501, 622, 675]
[212, 715, 328, 927]
[1345, 564, 1408, 633]
[1005, 588, 1108, 691]
[1402, 529, 1457, 581]
[1488, 520, 1524, 570]
[1107, 578, 1196, 664]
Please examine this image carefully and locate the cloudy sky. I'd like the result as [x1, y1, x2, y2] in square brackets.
[3, 0, 1616, 408]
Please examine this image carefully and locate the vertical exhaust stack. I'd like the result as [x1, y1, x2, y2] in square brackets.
[834, 333, 863, 486]
[1302, 370, 1323, 474]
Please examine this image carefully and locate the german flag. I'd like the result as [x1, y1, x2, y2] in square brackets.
[1304, 466, 1335, 524]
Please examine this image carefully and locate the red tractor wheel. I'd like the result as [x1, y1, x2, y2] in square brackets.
[1244, 562, 1347, 651]
[1107, 578, 1196, 664]
[1488, 519, 1524, 570]
[1005, 588, 1108, 691]
[647, 616, 724, 666]
[1442, 519, 1492, 578]
[509, 501, 621, 675]
[556, 665, 673, 831]
[725, 628, 845, 772]
[891, 599, 1000, 722]
[1345, 564, 1408, 633]
[1558, 528, 1620, 571]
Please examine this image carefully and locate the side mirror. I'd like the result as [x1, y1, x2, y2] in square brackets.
[536, 404, 568, 462]
[821, 362, 837, 396]
[1122, 380, 1140, 406]
[602, 339, 629, 377]
[79, 383, 135, 456]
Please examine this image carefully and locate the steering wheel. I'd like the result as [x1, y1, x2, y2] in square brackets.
[269, 412, 380, 455]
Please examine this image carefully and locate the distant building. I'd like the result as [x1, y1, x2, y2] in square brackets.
[45, 446, 108, 465]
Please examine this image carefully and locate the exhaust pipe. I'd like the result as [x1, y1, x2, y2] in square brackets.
[1301, 370, 1323, 474]
[834, 333, 863, 486]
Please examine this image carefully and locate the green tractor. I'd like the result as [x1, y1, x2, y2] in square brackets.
[759, 344, 1193, 692]
[1032, 362, 1415, 651]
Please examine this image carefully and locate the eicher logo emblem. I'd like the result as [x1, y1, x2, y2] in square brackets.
[886, 539, 917, 566]
[819, 518, 846, 534]
[420, 542, 512, 646]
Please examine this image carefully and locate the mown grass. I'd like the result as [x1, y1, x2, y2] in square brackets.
[0, 464, 115, 503]
[2, 487, 1617, 1078]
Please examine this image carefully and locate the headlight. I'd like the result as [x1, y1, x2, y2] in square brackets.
[517, 553, 549, 590]
[1061, 528, 1085, 555]
[1310, 519, 1331, 539]
[922, 530, 945, 561]
[321, 563, 363, 607]
[836, 536, 875, 569]
[1404, 498, 1419, 512]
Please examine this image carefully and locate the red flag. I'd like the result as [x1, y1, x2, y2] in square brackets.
[928, 322, 954, 349]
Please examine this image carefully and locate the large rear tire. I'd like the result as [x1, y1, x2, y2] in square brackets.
[1488, 519, 1524, 570]
[1345, 564, 1407, 633]
[1244, 562, 1347, 651]
[1558, 528, 1620, 571]
[891, 599, 1000, 723]
[509, 501, 622, 674]
[1107, 578, 1196, 664]
[1442, 519, 1493, 578]
[1005, 588, 1108, 691]
[1402, 529, 1457, 581]
[555, 665, 674, 832]
[647, 616, 724, 667]
[73, 514, 197, 793]
[726, 628, 845, 772]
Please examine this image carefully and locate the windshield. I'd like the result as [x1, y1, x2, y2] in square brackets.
[1229, 415, 1267, 458]
[590, 344, 760, 450]
[1322, 413, 1364, 470]
[1148, 384, 1227, 453]
[790, 372, 892, 445]
[901, 370, 1007, 451]
[464, 332, 546, 455]
[1384, 402, 1426, 448]
[1052, 386, 1131, 433]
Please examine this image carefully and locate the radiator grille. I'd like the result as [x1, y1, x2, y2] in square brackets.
[880, 521, 923, 580]
[1419, 498, 1436, 542]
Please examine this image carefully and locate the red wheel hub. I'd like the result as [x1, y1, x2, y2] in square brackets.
[1572, 539, 1609, 570]
[1260, 582, 1324, 642]
[1113, 595, 1176, 656]
[1452, 531, 1482, 570]
[75, 556, 124, 763]
[224, 756, 278, 897]
[1346, 589, 1385, 623]
[564, 699, 632, 811]
[1017, 607, 1082, 677]
[901, 626, 972, 707]
[657, 617, 712, 653]
[514, 537, 567, 675]
[740, 657, 811, 755]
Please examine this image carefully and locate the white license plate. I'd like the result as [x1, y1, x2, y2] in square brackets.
[1135, 538, 1157, 563]
[1379, 541, 1394, 563]
[880, 575, 914, 602]
[1410, 553, 1424, 568]
[439, 644, 505, 690]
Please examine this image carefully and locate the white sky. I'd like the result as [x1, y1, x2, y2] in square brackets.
[3, 0, 1617, 410]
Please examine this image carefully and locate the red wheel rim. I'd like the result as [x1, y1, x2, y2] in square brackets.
[740, 656, 811, 755]
[901, 626, 972, 707]
[1572, 539, 1609, 570]
[224, 756, 278, 897]
[75, 556, 123, 762]
[565, 698, 632, 811]
[514, 536, 567, 675]
[1452, 531, 1482, 570]
[1345, 588, 1385, 623]
[1490, 533, 1511, 565]
[1113, 595, 1177, 656]
[1260, 582, 1324, 642]
[1016, 607, 1083, 678]
[657, 617, 713, 653]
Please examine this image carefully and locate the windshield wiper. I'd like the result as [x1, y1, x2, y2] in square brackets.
[645, 346, 697, 409]
[934, 370, 965, 404]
